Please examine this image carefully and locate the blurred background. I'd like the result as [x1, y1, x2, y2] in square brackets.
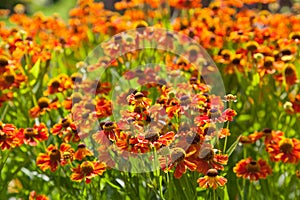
[0, 0, 297, 20]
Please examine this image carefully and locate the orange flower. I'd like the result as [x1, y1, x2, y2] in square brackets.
[71, 161, 106, 183]
[51, 116, 80, 143]
[233, 157, 272, 181]
[197, 169, 227, 190]
[19, 123, 48, 146]
[36, 143, 74, 172]
[29, 97, 59, 118]
[267, 137, 300, 164]
[29, 191, 49, 200]
[74, 143, 93, 161]
[0, 122, 21, 150]
[44, 74, 72, 95]
[164, 147, 198, 179]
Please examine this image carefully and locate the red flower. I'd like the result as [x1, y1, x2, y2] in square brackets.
[71, 161, 106, 183]
[197, 169, 227, 190]
[267, 137, 300, 164]
[19, 123, 48, 146]
[74, 143, 93, 161]
[0, 122, 21, 150]
[29, 97, 59, 118]
[51, 116, 80, 143]
[36, 143, 74, 172]
[233, 157, 272, 181]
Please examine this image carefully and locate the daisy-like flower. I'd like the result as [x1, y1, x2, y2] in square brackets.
[36, 143, 74, 172]
[0, 122, 21, 150]
[267, 137, 300, 164]
[233, 157, 272, 181]
[29, 97, 59, 118]
[44, 74, 72, 95]
[74, 143, 93, 161]
[197, 169, 227, 190]
[164, 147, 198, 179]
[19, 123, 48, 146]
[195, 144, 228, 174]
[70, 161, 106, 183]
[93, 121, 117, 144]
[51, 116, 80, 143]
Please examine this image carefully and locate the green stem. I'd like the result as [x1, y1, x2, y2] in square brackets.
[0, 103, 9, 121]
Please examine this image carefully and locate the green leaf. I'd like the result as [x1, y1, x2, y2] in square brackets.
[226, 136, 241, 157]
[29, 59, 40, 79]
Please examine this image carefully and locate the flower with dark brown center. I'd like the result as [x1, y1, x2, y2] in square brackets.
[180, 95, 191, 106]
[103, 121, 115, 131]
[71, 73, 82, 83]
[284, 66, 295, 76]
[199, 147, 214, 161]
[80, 161, 94, 174]
[144, 131, 159, 143]
[24, 128, 37, 138]
[208, 108, 221, 120]
[61, 118, 71, 128]
[171, 148, 186, 164]
[279, 138, 294, 154]
[71, 93, 82, 104]
[50, 79, 60, 89]
[78, 143, 86, 149]
[232, 57, 241, 65]
[134, 92, 144, 100]
[0, 58, 9, 67]
[49, 149, 61, 162]
[246, 41, 259, 52]
[84, 101, 95, 111]
[38, 97, 50, 109]
[262, 128, 272, 136]
[246, 161, 260, 173]
[186, 132, 201, 144]
[206, 168, 218, 177]
[4, 73, 15, 84]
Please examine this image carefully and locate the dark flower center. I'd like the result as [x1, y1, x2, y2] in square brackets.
[246, 161, 260, 173]
[279, 139, 293, 154]
[61, 118, 71, 128]
[171, 148, 186, 164]
[80, 161, 94, 174]
[78, 143, 86, 149]
[50, 149, 61, 162]
[38, 98, 50, 109]
[186, 132, 201, 144]
[0, 58, 9, 67]
[232, 58, 241, 65]
[199, 147, 214, 161]
[134, 92, 144, 100]
[144, 131, 159, 143]
[51, 80, 60, 89]
[206, 168, 218, 177]
[24, 128, 37, 137]
[208, 108, 221, 119]
[4, 74, 15, 84]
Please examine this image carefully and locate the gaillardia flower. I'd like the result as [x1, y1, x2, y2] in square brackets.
[233, 157, 272, 181]
[71, 161, 106, 183]
[197, 169, 227, 190]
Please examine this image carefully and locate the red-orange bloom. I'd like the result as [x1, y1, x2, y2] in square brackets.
[0, 122, 21, 150]
[29, 191, 49, 200]
[29, 97, 59, 118]
[51, 116, 80, 143]
[267, 137, 300, 164]
[36, 143, 74, 172]
[197, 169, 227, 190]
[74, 143, 93, 161]
[19, 123, 48, 146]
[70, 161, 106, 183]
[233, 157, 272, 181]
